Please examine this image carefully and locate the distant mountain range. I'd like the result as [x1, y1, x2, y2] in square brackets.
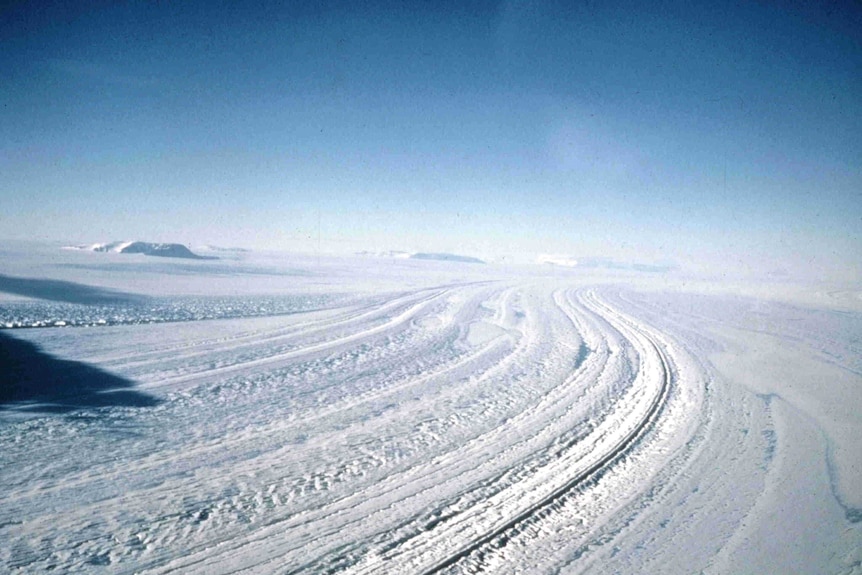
[537, 255, 580, 267]
[199, 245, 250, 253]
[410, 253, 485, 264]
[538, 255, 674, 273]
[355, 250, 413, 259]
[356, 251, 485, 264]
[65, 241, 216, 260]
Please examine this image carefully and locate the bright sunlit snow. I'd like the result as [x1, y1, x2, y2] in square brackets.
[1, 244, 860, 574]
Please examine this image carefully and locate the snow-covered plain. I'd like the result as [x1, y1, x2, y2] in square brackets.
[1, 243, 861, 574]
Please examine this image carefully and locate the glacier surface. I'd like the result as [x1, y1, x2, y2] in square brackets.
[1, 244, 860, 573]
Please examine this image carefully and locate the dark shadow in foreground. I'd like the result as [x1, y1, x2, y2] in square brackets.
[0, 273, 147, 305]
[0, 332, 160, 413]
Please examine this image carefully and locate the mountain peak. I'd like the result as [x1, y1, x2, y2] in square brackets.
[66, 241, 216, 260]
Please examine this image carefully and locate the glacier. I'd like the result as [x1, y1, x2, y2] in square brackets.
[1, 243, 860, 573]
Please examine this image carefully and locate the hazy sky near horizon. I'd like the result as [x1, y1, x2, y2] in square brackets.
[1, 1, 860, 278]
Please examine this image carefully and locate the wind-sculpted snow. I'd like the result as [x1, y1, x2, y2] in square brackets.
[1, 274, 860, 573]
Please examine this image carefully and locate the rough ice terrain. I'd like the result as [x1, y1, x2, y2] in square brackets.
[1, 243, 861, 574]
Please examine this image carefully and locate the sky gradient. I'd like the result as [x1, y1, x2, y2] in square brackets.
[1, 1, 860, 279]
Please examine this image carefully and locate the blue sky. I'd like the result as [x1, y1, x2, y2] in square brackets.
[1, 1, 860, 277]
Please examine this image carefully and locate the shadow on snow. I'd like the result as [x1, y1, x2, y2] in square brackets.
[0, 273, 147, 305]
[0, 332, 160, 413]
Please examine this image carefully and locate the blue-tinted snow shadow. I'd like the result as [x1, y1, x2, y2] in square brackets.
[0, 274, 147, 305]
[0, 332, 160, 413]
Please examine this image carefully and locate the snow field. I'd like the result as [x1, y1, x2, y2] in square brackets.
[2, 270, 860, 573]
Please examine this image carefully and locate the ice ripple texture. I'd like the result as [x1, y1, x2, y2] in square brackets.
[1, 281, 860, 573]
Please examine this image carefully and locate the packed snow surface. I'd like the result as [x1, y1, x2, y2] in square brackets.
[1, 245, 860, 573]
